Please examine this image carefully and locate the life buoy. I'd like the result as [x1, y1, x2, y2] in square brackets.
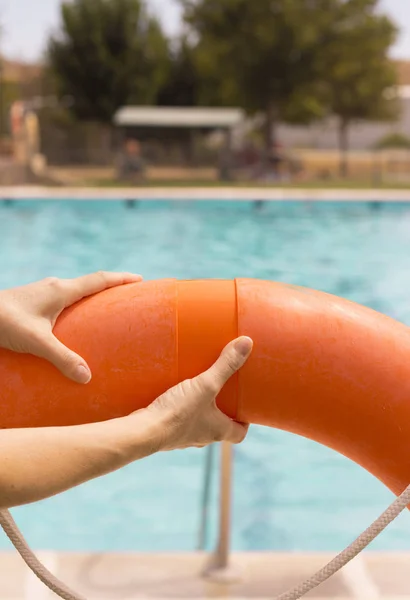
[0, 278, 409, 499]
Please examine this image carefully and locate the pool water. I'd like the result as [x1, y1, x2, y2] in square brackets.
[1, 199, 410, 553]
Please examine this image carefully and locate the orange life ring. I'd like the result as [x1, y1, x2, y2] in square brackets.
[0, 278, 409, 499]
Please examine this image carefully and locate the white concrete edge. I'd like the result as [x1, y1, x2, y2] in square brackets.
[342, 555, 381, 598]
[23, 551, 57, 600]
[113, 597, 408, 600]
[0, 550, 407, 559]
[1, 186, 410, 201]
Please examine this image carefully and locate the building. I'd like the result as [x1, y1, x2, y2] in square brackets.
[272, 60, 410, 151]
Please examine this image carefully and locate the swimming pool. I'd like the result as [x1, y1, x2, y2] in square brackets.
[1, 198, 410, 553]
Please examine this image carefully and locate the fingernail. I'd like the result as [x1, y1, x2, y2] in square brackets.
[126, 273, 143, 281]
[75, 365, 92, 384]
[235, 337, 253, 357]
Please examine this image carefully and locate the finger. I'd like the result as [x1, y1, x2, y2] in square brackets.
[61, 271, 143, 306]
[32, 333, 92, 384]
[196, 336, 253, 398]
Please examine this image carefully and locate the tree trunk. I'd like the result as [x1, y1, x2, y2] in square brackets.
[264, 104, 276, 155]
[338, 118, 349, 179]
[263, 103, 276, 177]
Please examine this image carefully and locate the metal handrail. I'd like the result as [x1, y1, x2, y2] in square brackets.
[212, 441, 233, 570]
[197, 443, 216, 551]
[200, 441, 237, 581]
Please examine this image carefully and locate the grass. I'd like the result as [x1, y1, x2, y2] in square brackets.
[85, 177, 410, 190]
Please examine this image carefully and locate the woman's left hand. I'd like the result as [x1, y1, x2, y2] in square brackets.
[0, 271, 142, 384]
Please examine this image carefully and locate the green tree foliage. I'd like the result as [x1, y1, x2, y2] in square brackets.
[157, 37, 201, 106]
[375, 132, 410, 150]
[48, 0, 169, 123]
[323, 0, 398, 176]
[181, 0, 339, 152]
[181, 0, 398, 168]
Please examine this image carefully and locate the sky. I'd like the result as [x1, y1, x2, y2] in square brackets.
[0, 0, 409, 63]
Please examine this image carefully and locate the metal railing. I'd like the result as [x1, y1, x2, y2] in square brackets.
[199, 441, 239, 582]
[197, 443, 216, 551]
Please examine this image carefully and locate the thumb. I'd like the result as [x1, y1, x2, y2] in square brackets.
[197, 336, 253, 397]
[226, 420, 250, 444]
[34, 334, 92, 384]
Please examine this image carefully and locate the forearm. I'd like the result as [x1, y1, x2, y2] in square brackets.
[0, 413, 160, 509]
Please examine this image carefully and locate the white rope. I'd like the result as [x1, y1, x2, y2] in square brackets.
[0, 483, 408, 599]
[276, 484, 410, 600]
[0, 509, 86, 600]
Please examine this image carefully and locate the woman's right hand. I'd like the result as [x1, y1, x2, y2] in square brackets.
[135, 336, 253, 452]
[0, 336, 253, 510]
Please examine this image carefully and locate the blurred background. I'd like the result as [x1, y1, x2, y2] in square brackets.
[1, 1, 410, 599]
[2, 0, 410, 187]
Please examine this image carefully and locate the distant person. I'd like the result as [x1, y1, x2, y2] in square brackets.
[218, 138, 233, 182]
[267, 141, 285, 180]
[241, 142, 258, 169]
[240, 142, 260, 181]
[255, 141, 286, 183]
[118, 138, 146, 182]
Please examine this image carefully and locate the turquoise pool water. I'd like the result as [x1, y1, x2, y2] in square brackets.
[1, 199, 410, 553]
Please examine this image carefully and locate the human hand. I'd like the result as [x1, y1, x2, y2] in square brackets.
[0, 272, 142, 384]
[139, 336, 253, 451]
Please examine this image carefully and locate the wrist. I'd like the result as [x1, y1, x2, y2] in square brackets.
[106, 410, 166, 461]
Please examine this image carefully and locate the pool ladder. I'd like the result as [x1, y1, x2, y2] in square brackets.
[198, 441, 236, 581]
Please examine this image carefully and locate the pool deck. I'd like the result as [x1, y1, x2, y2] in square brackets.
[1, 551, 409, 599]
[2, 186, 410, 202]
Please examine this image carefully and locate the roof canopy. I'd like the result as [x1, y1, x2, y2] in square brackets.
[113, 106, 244, 128]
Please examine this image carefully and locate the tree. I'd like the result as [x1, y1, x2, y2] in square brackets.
[48, 0, 169, 123]
[157, 37, 201, 107]
[181, 0, 339, 155]
[375, 132, 410, 150]
[322, 0, 398, 177]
